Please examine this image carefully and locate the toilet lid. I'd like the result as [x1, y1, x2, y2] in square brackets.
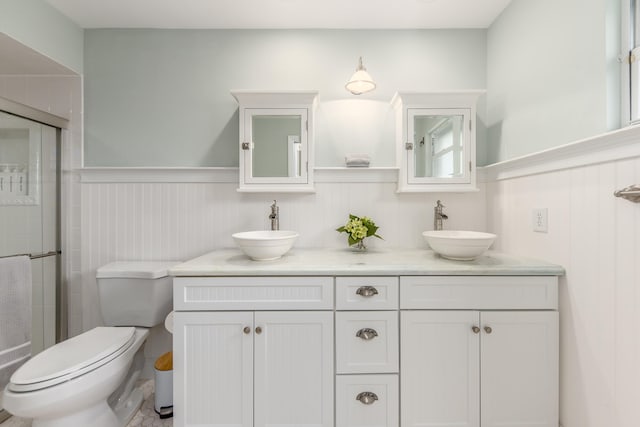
[10, 327, 135, 392]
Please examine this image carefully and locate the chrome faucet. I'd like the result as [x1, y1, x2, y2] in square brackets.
[434, 200, 448, 230]
[269, 200, 279, 231]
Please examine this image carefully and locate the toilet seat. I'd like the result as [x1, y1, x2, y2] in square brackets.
[9, 327, 136, 393]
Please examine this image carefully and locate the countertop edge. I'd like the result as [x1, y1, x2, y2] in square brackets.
[168, 249, 565, 277]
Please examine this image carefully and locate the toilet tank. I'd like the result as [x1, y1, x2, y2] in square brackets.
[96, 261, 180, 327]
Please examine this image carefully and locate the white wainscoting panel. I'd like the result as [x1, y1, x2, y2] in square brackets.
[486, 146, 640, 427]
[78, 179, 487, 370]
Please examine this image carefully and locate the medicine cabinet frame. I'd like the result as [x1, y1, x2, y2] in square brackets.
[232, 91, 318, 193]
[392, 91, 484, 193]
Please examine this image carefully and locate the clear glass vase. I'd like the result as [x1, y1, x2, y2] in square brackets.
[353, 239, 367, 251]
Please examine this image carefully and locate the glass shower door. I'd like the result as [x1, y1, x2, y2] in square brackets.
[0, 111, 59, 418]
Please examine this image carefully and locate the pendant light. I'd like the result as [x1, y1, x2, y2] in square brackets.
[345, 56, 376, 95]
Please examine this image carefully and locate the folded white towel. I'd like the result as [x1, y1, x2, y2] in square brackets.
[0, 256, 31, 389]
[345, 154, 371, 167]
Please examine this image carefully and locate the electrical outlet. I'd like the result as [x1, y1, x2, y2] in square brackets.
[532, 208, 548, 233]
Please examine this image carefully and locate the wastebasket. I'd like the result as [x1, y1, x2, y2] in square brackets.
[154, 351, 173, 419]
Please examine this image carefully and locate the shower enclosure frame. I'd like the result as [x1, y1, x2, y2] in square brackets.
[0, 96, 68, 423]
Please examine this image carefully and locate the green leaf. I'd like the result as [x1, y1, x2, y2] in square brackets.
[366, 224, 379, 237]
[348, 235, 359, 246]
[336, 226, 346, 232]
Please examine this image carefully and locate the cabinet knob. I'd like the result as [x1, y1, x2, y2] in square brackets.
[356, 328, 378, 340]
[241, 142, 251, 150]
[255, 326, 263, 334]
[356, 286, 379, 297]
[243, 326, 251, 334]
[356, 391, 379, 405]
[484, 326, 492, 334]
[471, 326, 480, 334]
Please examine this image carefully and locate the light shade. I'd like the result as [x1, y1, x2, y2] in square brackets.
[345, 57, 376, 95]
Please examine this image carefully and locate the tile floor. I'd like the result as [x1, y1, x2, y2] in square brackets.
[0, 380, 173, 427]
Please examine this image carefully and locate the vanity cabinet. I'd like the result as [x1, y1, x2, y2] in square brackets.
[391, 91, 484, 193]
[400, 276, 559, 427]
[170, 251, 562, 427]
[231, 91, 318, 193]
[173, 277, 334, 427]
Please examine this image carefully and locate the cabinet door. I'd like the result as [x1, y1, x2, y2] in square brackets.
[243, 108, 309, 185]
[406, 108, 471, 185]
[400, 311, 480, 427]
[173, 311, 254, 427]
[254, 311, 334, 427]
[480, 311, 559, 427]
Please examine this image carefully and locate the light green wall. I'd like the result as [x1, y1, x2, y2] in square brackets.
[486, 0, 621, 163]
[83, 29, 487, 167]
[0, 0, 83, 74]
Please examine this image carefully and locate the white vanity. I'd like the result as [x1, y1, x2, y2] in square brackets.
[170, 249, 563, 427]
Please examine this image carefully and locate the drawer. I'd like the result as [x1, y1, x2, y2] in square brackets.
[336, 277, 398, 310]
[336, 311, 399, 374]
[173, 276, 334, 310]
[400, 276, 558, 310]
[336, 374, 399, 427]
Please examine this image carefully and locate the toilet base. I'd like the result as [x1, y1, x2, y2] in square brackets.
[27, 384, 144, 427]
[113, 386, 144, 426]
[32, 400, 119, 427]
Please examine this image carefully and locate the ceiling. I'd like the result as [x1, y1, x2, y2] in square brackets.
[44, 0, 513, 29]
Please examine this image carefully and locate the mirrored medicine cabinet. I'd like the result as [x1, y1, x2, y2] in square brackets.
[232, 91, 318, 192]
[392, 91, 484, 192]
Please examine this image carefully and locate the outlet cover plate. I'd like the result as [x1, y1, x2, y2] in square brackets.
[532, 208, 548, 233]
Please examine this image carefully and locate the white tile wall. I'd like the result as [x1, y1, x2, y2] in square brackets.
[486, 146, 640, 427]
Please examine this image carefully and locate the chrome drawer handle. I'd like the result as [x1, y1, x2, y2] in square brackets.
[356, 286, 379, 297]
[356, 328, 378, 340]
[356, 391, 378, 405]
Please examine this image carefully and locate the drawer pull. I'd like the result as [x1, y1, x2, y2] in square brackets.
[255, 326, 263, 334]
[471, 326, 480, 334]
[356, 391, 379, 405]
[356, 328, 378, 340]
[243, 326, 251, 334]
[356, 286, 379, 297]
[484, 326, 492, 334]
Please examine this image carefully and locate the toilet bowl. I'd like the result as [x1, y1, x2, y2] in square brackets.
[1, 261, 179, 427]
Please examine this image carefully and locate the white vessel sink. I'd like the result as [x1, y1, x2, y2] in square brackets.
[232, 230, 299, 261]
[422, 230, 496, 261]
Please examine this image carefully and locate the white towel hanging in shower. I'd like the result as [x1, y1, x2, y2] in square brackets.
[0, 255, 32, 388]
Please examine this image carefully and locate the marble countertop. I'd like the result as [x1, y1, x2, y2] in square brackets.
[169, 248, 565, 277]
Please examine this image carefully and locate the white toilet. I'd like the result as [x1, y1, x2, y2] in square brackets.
[1, 261, 179, 427]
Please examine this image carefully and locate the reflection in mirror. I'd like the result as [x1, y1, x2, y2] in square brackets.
[413, 114, 464, 178]
[251, 115, 302, 178]
[0, 111, 42, 205]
